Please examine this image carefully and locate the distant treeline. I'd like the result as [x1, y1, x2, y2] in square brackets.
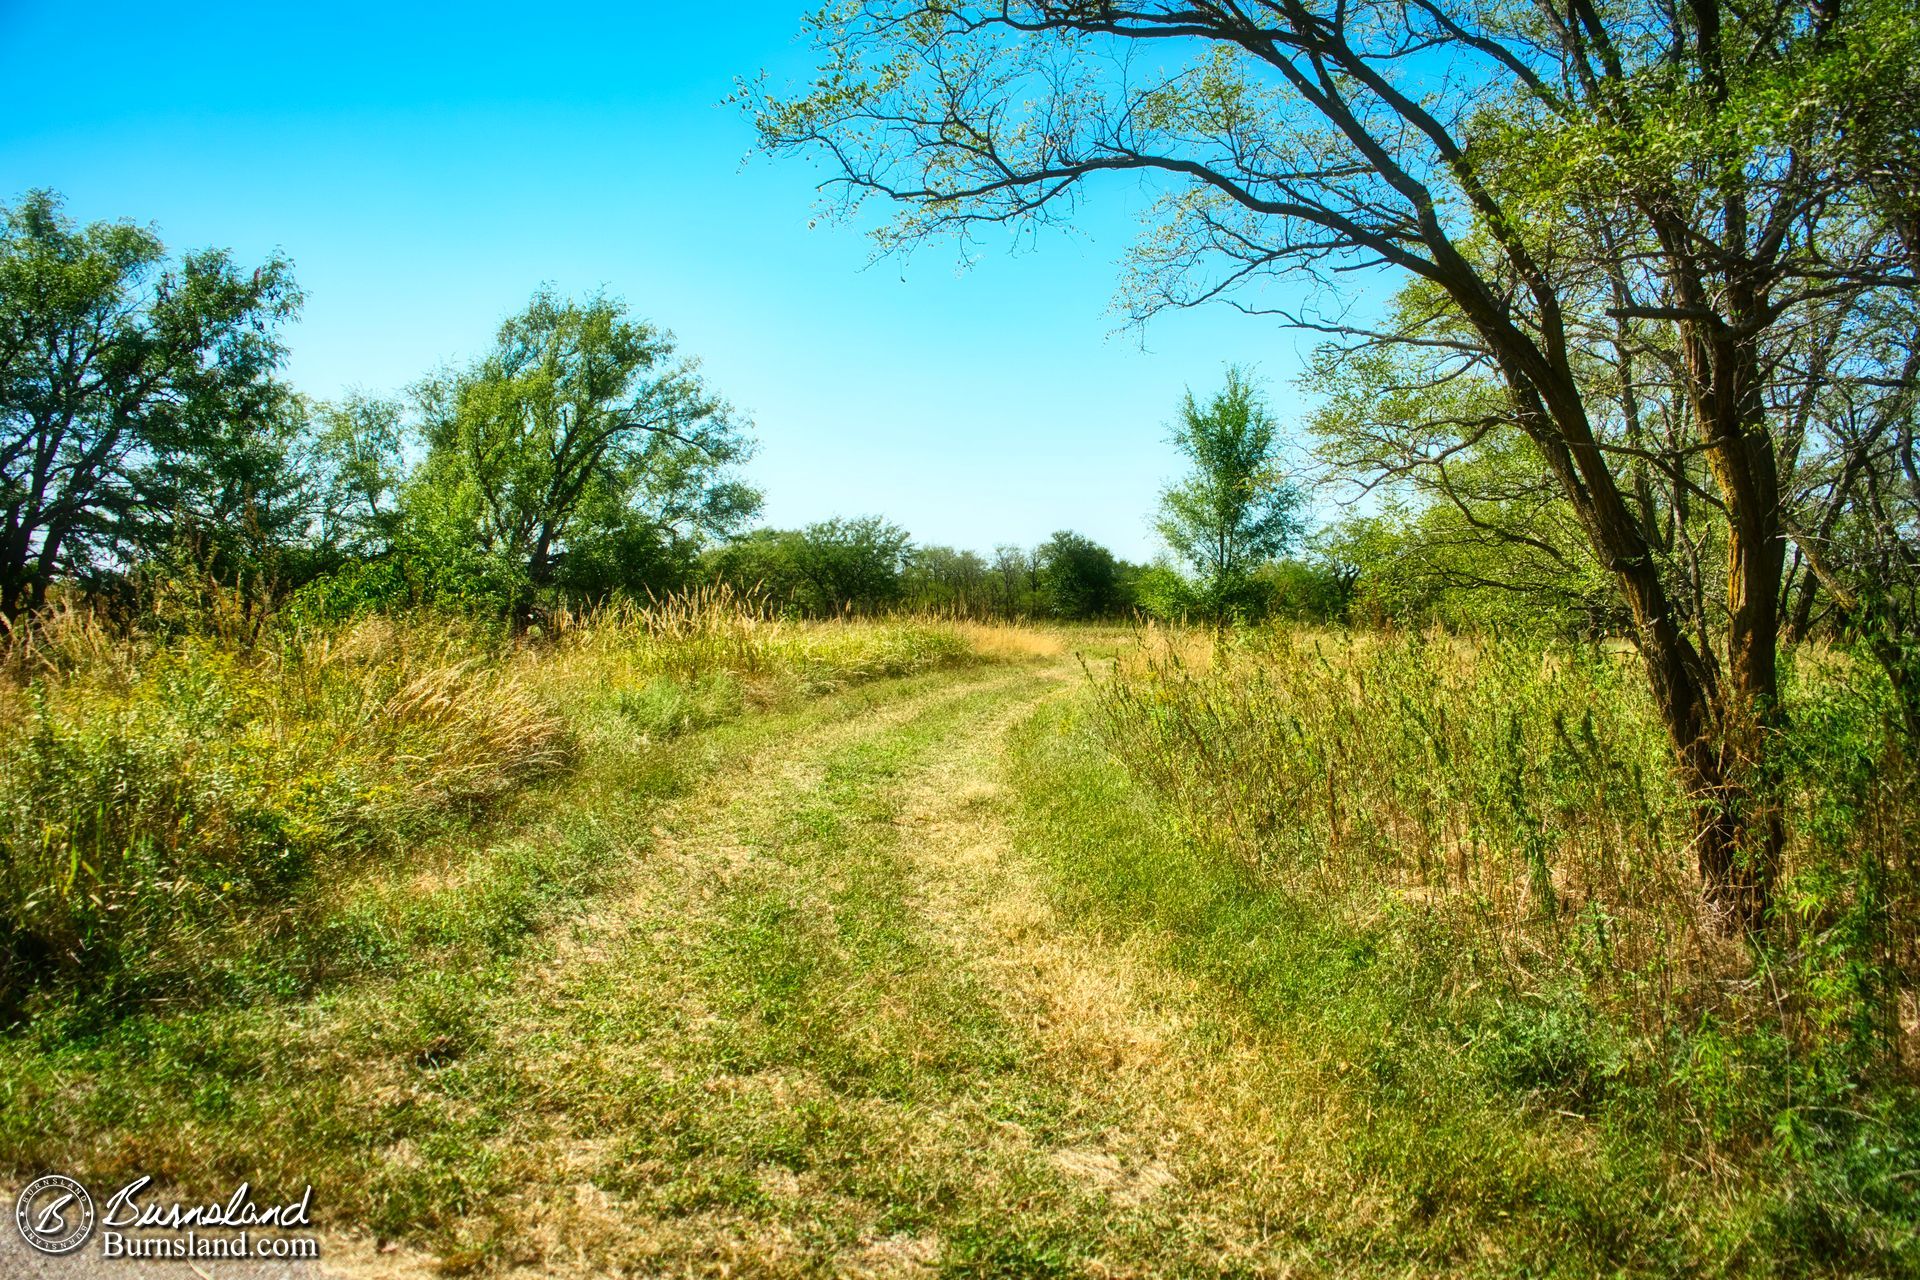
[0, 190, 1358, 631]
[702, 517, 1351, 622]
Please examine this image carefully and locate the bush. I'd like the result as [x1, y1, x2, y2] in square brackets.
[0, 616, 568, 1018]
[283, 558, 414, 623]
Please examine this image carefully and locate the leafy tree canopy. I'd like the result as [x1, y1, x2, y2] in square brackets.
[1156, 368, 1304, 622]
[1035, 529, 1124, 620]
[407, 289, 759, 612]
[0, 190, 300, 618]
[705, 516, 912, 616]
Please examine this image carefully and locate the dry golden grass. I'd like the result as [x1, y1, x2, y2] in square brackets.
[0, 589, 1015, 1018]
[947, 619, 1069, 661]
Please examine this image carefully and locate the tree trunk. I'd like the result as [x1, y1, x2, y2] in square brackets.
[1688, 310, 1788, 930]
[1785, 549, 1819, 642]
[1625, 560, 1779, 932]
[0, 515, 28, 624]
[1483, 325, 1783, 931]
[1689, 768, 1778, 932]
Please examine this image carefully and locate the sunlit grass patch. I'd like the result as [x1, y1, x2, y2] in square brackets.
[0, 663, 1039, 1266]
[1003, 694, 1781, 1274]
[0, 590, 1006, 1023]
[1057, 625, 1920, 1275]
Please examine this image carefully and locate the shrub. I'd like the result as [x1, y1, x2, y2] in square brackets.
[0, 615, 568, 1018]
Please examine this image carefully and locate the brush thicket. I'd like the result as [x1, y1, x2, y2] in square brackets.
[1091, 624, 1920, 1090]
[0, 587, 1000, 1021]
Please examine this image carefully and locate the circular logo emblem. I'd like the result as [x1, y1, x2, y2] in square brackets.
[15, 1174, 95, 1255]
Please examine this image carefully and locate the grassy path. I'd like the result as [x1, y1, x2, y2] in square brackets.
[295, 653, 1333, 1277]
[6, 650, 1732, 1278]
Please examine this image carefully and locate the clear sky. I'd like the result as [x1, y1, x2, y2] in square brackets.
[0, 0, 1334, 561]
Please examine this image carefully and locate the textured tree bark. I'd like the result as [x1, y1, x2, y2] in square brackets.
[1469, 296, 1782, 930]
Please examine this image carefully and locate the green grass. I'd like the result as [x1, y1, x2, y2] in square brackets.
[0, 597, 989, 1022]
[0, 666, 1020, 1262]
[1008, 690, 1920, 1276]
[5, 619, 1914, 1276]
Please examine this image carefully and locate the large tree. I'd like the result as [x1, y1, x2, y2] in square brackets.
[707, 516, 913, 614]
[0, 191, 299, 619]
[1035, 529, 1125, 618]
[754, 0, 1920, 928]
[126, 385, 327, 597]
[411, 289, 758, 610]
[313, 391, 409, 563]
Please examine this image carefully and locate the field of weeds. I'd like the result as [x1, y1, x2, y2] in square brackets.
[1078, 623, 1920, 1263]
[0, 589, 999, 1025]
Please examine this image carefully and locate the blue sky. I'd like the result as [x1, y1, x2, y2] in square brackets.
[0, 1, 1335, 560]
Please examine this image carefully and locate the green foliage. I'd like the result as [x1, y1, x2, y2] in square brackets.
[311, 391, 407, 558]
[128, 387, 343, 601]
[1, 198, 769, 624]
[1476, 989, 1625, 1109]
[614, 674, 744, 741]
[754, 0, 1920, 935]
[1134, 557, 1354, 624]
[902, 544, 994, 615]
[0, 190, 303, 617]
[407, 288, 759, 613]
[704, 516, 912, 616]
[1156, 368, 1304, 622]
[1320, 506, 1623, 635]
[1127, 562, 1196, 621]
[1033, 530, 1126, 620]
[1307, 320, 1624, 635]
[282, 557, 414, 625]
[1251, 557, 1357, 623]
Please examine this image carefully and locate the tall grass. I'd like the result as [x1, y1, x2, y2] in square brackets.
[0, 588, 991, 1023]
[1090, 624, 1920, 1210]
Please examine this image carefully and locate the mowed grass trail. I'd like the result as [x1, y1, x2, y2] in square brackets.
[4, 639, 1823, 1277]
